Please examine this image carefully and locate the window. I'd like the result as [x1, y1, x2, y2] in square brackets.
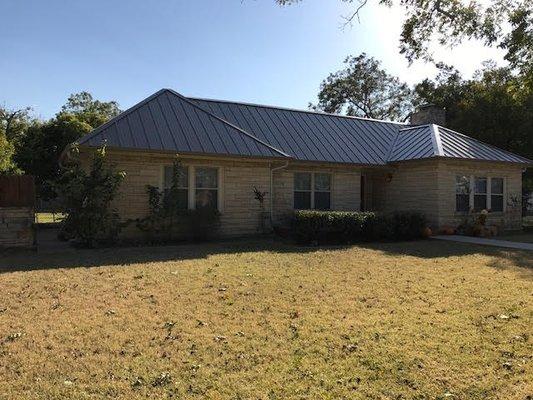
[163, 165, 189, 210]
[314, 173, 331, 210]
[294, 172, 312, 209]
[474, 177, 487, 211]
[455, 175, 470, 212]
[455, 175, 505, 213]
[294, 172, 331, 210]
[491, 178, 504, 212]
[195, 167, 218, 210]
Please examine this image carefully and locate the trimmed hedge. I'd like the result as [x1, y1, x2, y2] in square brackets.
[291, 210, 427, 244]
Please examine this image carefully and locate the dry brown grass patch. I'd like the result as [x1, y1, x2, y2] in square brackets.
[0, 240, 531, 399]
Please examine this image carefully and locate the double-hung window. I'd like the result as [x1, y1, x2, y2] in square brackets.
[195, 167, 218, 210]
[490, 178, 504, 212]
[473, 177, 487, 211]
[163, 165, 189, 210]
[294, 172, 331, 210]
[455, 175, 470, 212]
[455, 175, 505, 213]
[163, 165, 219, 211]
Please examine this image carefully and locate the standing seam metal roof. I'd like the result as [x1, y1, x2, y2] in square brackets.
[78, 89, 289, 159]
[77, 89, 532, 166]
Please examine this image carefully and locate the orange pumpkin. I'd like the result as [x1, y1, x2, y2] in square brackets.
[421, 227, 432, 238]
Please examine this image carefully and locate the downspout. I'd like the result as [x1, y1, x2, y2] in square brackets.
[270, 160, 289, 226]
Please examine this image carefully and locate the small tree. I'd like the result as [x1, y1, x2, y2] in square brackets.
[253, 186, 269, 233]
[55, 144, 125, 247]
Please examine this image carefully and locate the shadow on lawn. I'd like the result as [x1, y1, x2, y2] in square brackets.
[1, 235, 531, 274]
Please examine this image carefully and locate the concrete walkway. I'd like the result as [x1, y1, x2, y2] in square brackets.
[432, 235, 533, 251]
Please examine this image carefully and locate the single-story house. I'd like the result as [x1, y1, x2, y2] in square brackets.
[74, 88, 531, 237]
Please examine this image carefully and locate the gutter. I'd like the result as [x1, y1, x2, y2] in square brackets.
[269, 160, 290, 226]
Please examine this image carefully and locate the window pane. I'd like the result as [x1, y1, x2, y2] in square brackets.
[163, 189, 188, 210]
[474, 194, 487, 211]
[294, 191, 311, 209]
[491, 195, 503, 212]
[474, 177, 487, 194]
[195, 189, 218, 210]
[456, 175, 470, 194]
[294, 173, 311, 191]
[164, 165, 188, 189]
[314, 173, 331, 191]
[456, 194, 470, 212]
[176, 189, 188, 209]
[195, 167, 218, 189]
[314, 192, 331, 210]
[491, 178, 503, 194]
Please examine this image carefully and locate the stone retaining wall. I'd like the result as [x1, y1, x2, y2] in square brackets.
[0, 207, 35, 248]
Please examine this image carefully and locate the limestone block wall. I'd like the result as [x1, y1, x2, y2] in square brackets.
[0, 207, 34, 248]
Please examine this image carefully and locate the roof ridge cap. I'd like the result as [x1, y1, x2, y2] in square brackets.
[429, 124, 444, 156]
[385, 129, 402, 162]
[399, 124, 430, 131]
[190, 97, 407, 125]
[166, 89, 290, 158]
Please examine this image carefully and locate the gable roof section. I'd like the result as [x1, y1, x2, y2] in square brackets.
[191, 98, 403, 165]
[78, 89, 288, 159]
[388, 124, 531, 164]
[77, 88, 531, 166]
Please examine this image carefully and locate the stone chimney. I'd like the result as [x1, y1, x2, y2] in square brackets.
[409, 104, 446, 126]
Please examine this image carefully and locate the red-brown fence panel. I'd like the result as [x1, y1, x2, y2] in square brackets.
[0, 175, 35, 207]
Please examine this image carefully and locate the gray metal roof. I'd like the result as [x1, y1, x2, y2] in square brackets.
[438, 126, 531, 164]
[388, 125, 438, 162]
[388, 124, 531, 164]
[78, 89, 288, 159]
[78, 89, 532, 166]
[192, 98, 403, 165]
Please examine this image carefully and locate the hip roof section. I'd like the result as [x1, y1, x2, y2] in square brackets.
[77, 89, 532, 166]
[78, 89, 289, 159]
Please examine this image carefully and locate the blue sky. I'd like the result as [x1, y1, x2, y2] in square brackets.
[1, 0, 504, 119]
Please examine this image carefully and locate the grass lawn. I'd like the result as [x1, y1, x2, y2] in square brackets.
[0, 239, 531, 399]
[498, 232, 533, 244]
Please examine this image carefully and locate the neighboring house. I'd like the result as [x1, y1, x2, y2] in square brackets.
[74, 89, 531, 237]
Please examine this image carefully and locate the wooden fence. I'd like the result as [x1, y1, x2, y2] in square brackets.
[0, 175, 35, 208]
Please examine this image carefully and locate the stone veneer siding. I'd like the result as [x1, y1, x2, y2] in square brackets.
[79, 149, 362, 238]
[370, 159, 523, 231]
[80, 148, 523, 237]
[0, 207, 35, 248]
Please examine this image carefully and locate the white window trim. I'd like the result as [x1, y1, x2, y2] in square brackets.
[456, 175, 506, 213]
[161, 164, 224, 213]
[294, 172, 333, 210]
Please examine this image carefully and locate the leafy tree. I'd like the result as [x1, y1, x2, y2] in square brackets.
[12, 92, 121, 198]
[0, 106, 32, 144]
[312, 53, 412, 120]
[59, 91, 121, 128]
[55, 144, 125, 247]
[15, 114, 92, 197]
[276, 0, 532, 72]
[0, 133, 20, 174]
[414, 62, 533, 160]
[0, 106, 32, 174]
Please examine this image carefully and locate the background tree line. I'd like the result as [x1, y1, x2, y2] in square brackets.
[0, 92, 120, 199]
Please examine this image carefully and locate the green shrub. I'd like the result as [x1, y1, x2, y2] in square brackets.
[55, 144, 125, 247]
[290, 210, 427, 244]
